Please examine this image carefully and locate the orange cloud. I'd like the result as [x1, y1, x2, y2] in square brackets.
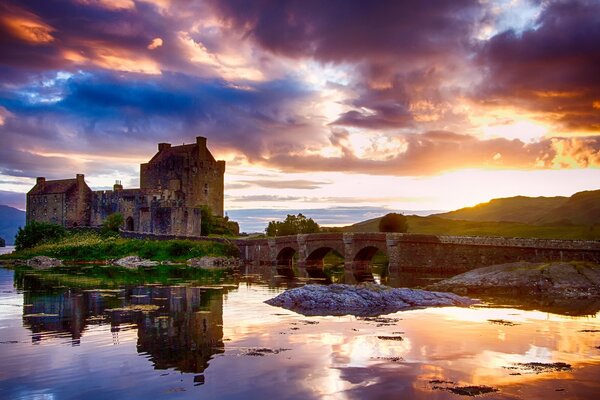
[0, 5, 54, 44]
[75, 0, 135, 10]
[147, 37, 163, 50]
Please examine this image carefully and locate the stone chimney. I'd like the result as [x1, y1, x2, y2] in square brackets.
[196, 136, 207, 159]
[76, 174, 85, 186]
[158, 143, 171, 152]
[113, 180, 123, 191]
[36, 177, 46, 185]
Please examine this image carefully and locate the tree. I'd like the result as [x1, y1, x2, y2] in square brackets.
[378, 213, 408, 233]
[15, 221, 66, 251]
[101, 213, 123, 236]
[200, 206, 239, 236]
[200, 206, 215, 235]
[265, 213, 320, 236]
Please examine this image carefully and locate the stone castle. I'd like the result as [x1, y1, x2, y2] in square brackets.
[27, 136, 225, 236]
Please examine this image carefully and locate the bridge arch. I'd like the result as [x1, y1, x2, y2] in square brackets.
[305, 246, 344, 269]
[276, 246, 297, 268]
[350, 244, 389, 282]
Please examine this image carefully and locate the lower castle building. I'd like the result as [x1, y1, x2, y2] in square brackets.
[26, 136, 225, 236]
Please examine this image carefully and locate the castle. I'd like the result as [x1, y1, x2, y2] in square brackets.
[26, 136, 225, 236]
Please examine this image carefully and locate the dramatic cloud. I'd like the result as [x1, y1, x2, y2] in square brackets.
[262, 131, 600, 175]
[477, 0, 600, 131]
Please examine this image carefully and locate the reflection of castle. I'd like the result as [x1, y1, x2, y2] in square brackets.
[18, 272, 225, 375]
[26, 136, 225, 236]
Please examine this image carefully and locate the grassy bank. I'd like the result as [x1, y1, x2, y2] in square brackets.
[345, 215, 600, 240]
[0, 231, 239, 262]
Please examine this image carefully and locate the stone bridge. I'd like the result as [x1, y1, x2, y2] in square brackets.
[236, 233, 600, 274]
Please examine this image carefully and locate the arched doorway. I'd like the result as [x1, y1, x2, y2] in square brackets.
[125, 216, 134, 231]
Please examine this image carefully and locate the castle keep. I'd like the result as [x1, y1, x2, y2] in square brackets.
[27, 136, 225, 236]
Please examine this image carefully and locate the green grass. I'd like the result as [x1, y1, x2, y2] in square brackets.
[0, 231, 239, 262]
[344, 215, 600, 240]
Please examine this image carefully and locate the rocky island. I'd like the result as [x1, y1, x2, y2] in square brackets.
[429, 261, 600, 298]
[265, 283, 477, 316]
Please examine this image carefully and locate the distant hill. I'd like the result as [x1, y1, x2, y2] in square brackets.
[342, 215, 599, 240]
[341, 189, 600, 240]
[434, 196, 567, 224]
[535, 190, 600, 225]
[434, 190, 600, 226]
[0, 205, 26, 245]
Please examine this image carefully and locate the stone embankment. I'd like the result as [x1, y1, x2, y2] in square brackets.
[265, 283, 477, 316]
[429, 261, 600, 298]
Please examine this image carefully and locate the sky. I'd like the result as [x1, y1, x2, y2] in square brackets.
[0, 0, 599, 231]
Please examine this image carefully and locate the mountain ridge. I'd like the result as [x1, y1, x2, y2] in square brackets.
[0, 205, 26, 245]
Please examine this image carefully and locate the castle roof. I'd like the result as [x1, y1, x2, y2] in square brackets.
[147, 140, 218, 164]
[28, 179, 80, 195]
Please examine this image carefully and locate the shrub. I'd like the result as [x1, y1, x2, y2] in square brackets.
[15, 221, 67, 251]
[378, 213, 408, 233]
[101, 213, 124, 237]
[166, 241, 192, 257]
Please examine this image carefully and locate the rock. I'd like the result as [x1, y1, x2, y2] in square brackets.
[429, 261, 600, 298]
[113, 256, 159, 268]
[187, 256, 241, 269]
[26, 256, 63, 269]
[265, 283, 477, 316]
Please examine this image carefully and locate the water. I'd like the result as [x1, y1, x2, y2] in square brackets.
[0, 264, 599, 399]
[0, 246, 15, 255]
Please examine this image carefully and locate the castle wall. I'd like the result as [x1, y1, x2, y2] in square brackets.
[27, 175, 92, 228]
[27, 193, 66, 226]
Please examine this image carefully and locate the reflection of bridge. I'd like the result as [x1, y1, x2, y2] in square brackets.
[237, 233, 600, 273]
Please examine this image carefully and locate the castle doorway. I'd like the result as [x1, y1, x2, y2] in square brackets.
[125, 216, 134, 231]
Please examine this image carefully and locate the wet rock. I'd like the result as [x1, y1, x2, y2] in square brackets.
[377, 336, 404, 341]
[487, 319, 520, 326]
[114, 256, 159, 268]
[505, 362, 572, 374]
[265, 283, 477, 316]
[187, 256, 242, 269]
[26, 256, 63, 269]
[429, 261, 600, 298]
[242, 348, 290, 356]
[435, 385, 499, 396]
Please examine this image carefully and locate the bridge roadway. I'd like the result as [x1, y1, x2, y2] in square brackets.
[236, 232, 600, 274]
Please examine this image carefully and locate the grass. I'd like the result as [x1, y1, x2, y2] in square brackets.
[0, 231, 239, 262]
[344, 215, 600, 240]
[13, 263, 230, 289]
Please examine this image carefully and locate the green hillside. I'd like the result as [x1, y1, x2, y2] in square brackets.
[433, 189, 600, 226]
[343, 215, 600, 240]
[536, 190, 600, 225]
[434, 196, 567, 224]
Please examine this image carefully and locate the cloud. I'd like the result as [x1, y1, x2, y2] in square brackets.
[0, 190, 26, 209]
[0, 70, 322, 179]
[210, 0, 484, 130]
[476, 0, 600, 131]
[260, 131, 600, 175]
[235, 179, 330, 190]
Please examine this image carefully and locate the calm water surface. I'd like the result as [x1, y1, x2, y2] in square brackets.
[0, 263, 599, 400]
